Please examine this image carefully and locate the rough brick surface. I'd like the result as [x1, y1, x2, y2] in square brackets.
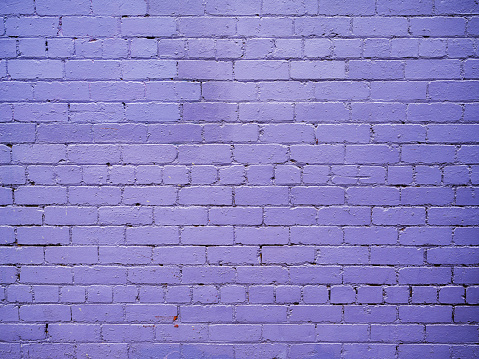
[0, 0, 478, 357]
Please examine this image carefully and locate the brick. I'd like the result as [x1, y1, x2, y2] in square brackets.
[429, 81, 479, 101]
[377, 0, 433, 15]
[17, 226, 70, 245]
[408, 103, 462, 123]
[345, 305, 396, 323]
[344, 267, 396, 285]
[0, 247, 43, 265]
[6, 17, 58, 36]
[371, 247, 424, 265]
[296, 103, 348, 124]
[291, 60, 346, 79]
[179, 145, 231, 164]
[401, 187, 454, 206]
[122, 144, 176, 164]
[184, 103, 237, 122]
[67, 145, 120, 164]
[373, 207, 425, 225]
[122, 60, 176, 80]
[352, 103, 406, 123]
[235, 305, 287, 323]
[273, 39, 302, 58]
[319, 247, 368, 265]
[37, 124, 92, 143]
[316, 324, 369, 342]
[90, 81, 145, 101]
[0, 123, 35, 143]
[123, 187, 176, 206]
[180, 305, 233, 323]
[289, 344, 341, 358]
[455, 228, 479, 245]
[74, 267, 127, 285]
[239, 18, 293, 38]
[0, 266, 17, 284]
[203, 81, 258, 101]
[333, 39, 361, 57]
[291, 226, 342, 245]
[349, 60, 404, 80]
[260, 81, 315, 101]
[291, 145, 344, 164]
[69, 103, 123, 123]
[292, 186, 344, 205]
[92, 0, 147, 15]
[406, 59, 461, 79]
[131, 344, 182, 358]
[419, 39, 450, 58]
[399, 268, 451, 285]
[63, 16, 118, 37]
[149, 124, 201, 143]
[320, 0, 374, 14]
[72, 227, 125, 245]
[399, 306, 452, 323]
[262, 246, 315, 264]
[14, 103, 68, 122]
[179, 17, 236, 37]
[155, 208, 207, 226]
[179, 60, 232, 80]
[121, 18, 174, 37]
[303, 39, 331, 58]
[410, 17, 466, 36]
[315, 81, 369, 100]
[0, 39, 16, 58]
[344, 344, 397, 358]
[0, 207, 42, 225]
[69, 186, 121, 205]
[295, 17, 351, 36]
[100, 246, 152, 265]
[204, 124, 258, 143]
[290, 266, 341, 284]
[76, 344, 128, 359]
[353, 18, 408, 37]
[15, 186, 67, 205]
[102, 324, 154, 342]
[210, 207, 262, 225]
[236, 60, 289, 80]
[36, 0, 89, 15]
[99, 206, 152, 225]
[399, 227, 452, 246]
[235, 186, 289, 206]
[45, 206, 97, 225]
[20, 267, 72, 284]
[127, 267, 179, 284]
[0, 324, 45, 341]
[48, 324, 100, 342]
[371, 81, 427, 101]
[0, 0, 34, 14]
[428, 207, 479, 226]
[264, 207, 316, 226]
[8, 60, 63, 79]
[65, 60, 120, 80]
[144, 81, 200, 101]
[240, 103, 294, 123]
[192, 285, 219, 304]
[0, 226, 14, 245]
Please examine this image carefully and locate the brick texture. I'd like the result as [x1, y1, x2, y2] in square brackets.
[0, 0, 478, 358]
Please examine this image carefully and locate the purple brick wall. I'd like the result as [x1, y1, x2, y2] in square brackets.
[0, 0, 478, 358]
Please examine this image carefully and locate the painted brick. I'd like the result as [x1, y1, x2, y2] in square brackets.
[0, 1, 477, 353]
